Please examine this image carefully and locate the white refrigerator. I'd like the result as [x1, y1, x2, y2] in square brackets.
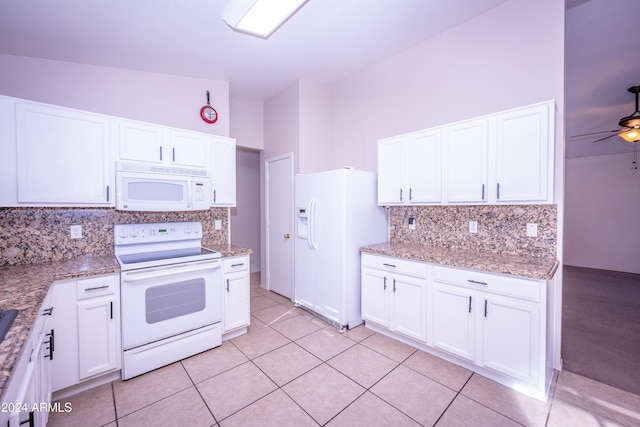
[294, 168, 387, 330]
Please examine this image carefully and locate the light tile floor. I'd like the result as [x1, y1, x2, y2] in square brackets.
[48, 275, 640, 427]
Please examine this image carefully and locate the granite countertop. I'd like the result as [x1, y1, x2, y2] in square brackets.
[361, 242, 559, 280]
[0, 256, 120, 399]
[206, 244, 253, 258]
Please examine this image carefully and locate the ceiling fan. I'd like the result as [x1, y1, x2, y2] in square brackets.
[572, 85, 640, 144]
[571, 85, 640, 170]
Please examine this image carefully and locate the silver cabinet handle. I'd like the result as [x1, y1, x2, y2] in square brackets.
[481, 184, 485, 200]
[213, 189, 217, 203]
[467, 279, 488, 286]
[496, 183, 500, 200]
[172, 147, 176, 162]
[382, 263, 396, 268]
[409, 187, 413, 201]
[399, 188, 403, 201]
[484, 299, 488, 317]
[160, 146, 163, 161]
[226, 278, 230, 292]
[468, 296, 472, 313]
[85, 285, 109, 292]
[383, 276, 387, 290]
[393, 278, 397, 293]
[106, 185, 110, 202]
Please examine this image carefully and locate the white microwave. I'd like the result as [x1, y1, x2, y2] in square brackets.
[115, 162, 211, 212]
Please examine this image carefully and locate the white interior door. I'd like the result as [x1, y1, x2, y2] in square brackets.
[265, 153, 294, 299]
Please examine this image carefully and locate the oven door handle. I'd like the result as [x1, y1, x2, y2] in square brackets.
[121, 260, 220, 282]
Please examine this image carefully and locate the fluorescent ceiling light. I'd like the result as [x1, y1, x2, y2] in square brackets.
[221, 0, 308, 38]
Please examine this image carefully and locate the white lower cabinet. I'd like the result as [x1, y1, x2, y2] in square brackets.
[361, 254, 428, 342]
[362, 254, 549, 400]
[50, 274, 121, 393]
[222, 256, 250, 335]
[1, 292, 53, 427]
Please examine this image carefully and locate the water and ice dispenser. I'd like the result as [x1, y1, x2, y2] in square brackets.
[297, 206, 309, 239]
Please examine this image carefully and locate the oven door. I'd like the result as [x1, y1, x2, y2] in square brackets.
[120, 259, 221, 350]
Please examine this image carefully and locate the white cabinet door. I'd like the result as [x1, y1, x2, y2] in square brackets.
[391, 274, 427, 342]
[495, 103, 551, 203]
[377, 136, 405, 205]
[77, 296, 118, 380]
[16, 102, 112, 205]
[223, 270, 250, 332]
[446, 118, 488, 203]
[50, 281, 79, 392]
[169, 129, 210, 168]
[118, 120, 164, 164]
[211, 136, 237, 206]
[406, 129, 442, 204]
[432, 282, 476, 361]
[482, 294, 541, 384]
[361, 267, 390, 328]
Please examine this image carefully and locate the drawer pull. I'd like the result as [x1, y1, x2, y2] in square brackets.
[231, 263, 244, 267]
[85, 285, 109, 292]
[383, 277, 387, 290]
[42, 307, 54, 316]
[226, 278, 230, 292]
[393, 278, 397, 293]
[382, 263, 397, 268]
[468, 296, 472, 313]
[484, 299, 488, 317]
[467, 279, 488, 286]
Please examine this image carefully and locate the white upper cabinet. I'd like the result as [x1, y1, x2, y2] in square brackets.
[494, 103, 553, 203]
[378, 128, 443, 205]
[377, 101, 555, 206]
[210, 136, 236, 206]
[445, 118, 489, 203]
[118, 120, 210, 169]
[15, 101, 112, 206]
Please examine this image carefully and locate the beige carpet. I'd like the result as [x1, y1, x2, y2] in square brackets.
[561, 265, 640, 396]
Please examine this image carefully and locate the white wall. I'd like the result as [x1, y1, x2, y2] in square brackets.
[231, 148, 261, 273]
[564, 153, 640, 274]
[299, 81, 334, 173]
[230, 98, 263, 150]
[0, 54, 230, 136]
[330, 0, 565, 173]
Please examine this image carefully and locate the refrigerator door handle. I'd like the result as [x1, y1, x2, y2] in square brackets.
[309, 197, 318, 250]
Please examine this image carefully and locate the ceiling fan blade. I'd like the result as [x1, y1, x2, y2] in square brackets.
[570, 129, 620, 138]
[592, 133, 620, 144]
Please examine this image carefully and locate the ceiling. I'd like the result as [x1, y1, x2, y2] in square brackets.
[0, 0, 638, 159]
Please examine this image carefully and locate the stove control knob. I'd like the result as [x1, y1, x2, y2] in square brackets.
[185, 227, 192, 234]
[119, 230, 129, 239]
[131, 229, 139, 238]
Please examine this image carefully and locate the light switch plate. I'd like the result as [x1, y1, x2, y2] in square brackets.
[526, 223, 538, 237]
[214, 220, 222, 230]
[469, 221, 478, 233]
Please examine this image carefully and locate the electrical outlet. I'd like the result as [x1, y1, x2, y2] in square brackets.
[469, 221, 478, 233]
[408, 217, 415, 230]
[526, 223, 538, 237]
[70, 225, 82, 239]
[214, 220, 222, 230]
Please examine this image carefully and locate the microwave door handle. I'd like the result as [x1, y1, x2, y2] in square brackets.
[121, 260, 220, 282]
[187, 179, 193, 209]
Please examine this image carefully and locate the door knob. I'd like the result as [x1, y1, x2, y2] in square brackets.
[284, 233, 290, 239]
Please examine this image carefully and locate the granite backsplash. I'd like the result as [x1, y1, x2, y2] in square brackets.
[389, 204, 557, 258]
[0, 207, 229, 267]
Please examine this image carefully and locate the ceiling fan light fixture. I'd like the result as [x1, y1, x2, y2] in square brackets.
[221, 0, 308, 38]
[619, 128, 640, 143]
[618, 112, 640, 129]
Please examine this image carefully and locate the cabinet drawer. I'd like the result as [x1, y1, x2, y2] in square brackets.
[433, 266, 541, 302]
[361, 253, 427, 278]
[223, 256, 249, 273]
[77, 275, 116, 300]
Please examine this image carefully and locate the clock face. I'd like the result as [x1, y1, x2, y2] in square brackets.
[200, 105, 218, 124]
